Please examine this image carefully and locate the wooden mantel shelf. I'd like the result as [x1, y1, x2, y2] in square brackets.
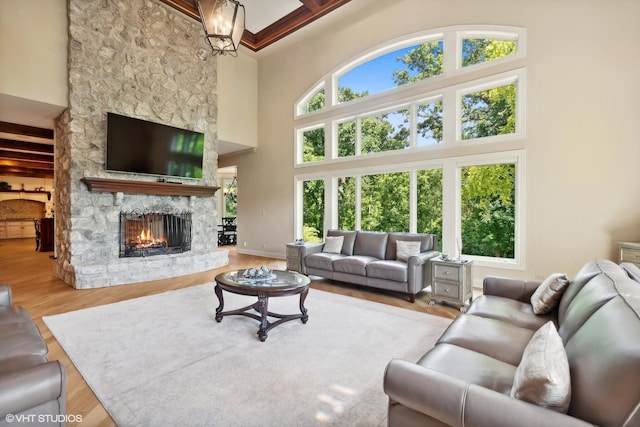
[81, 177, 219, 197]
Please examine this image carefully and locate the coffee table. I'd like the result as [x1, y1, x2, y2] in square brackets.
[214, 269, 310, 341]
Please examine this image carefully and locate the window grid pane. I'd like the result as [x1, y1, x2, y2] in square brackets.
[302, 128, 325, 163]
[416, 100, 443, 146]
[361, 109, 410, 155]
[460, 163, 515, 258]
[461, 83, 516, 140]
[337, 176, 356, 230]
[462, 39, 517, 67]
[417, 169, 443, 250]
[361, 172, 410, 232]
[303, 179, 324, 242]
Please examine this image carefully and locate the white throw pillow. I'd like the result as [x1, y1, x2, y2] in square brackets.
[510, 321, 571, 413]
[530, 273, 570, 314]
[396, 240, 421, 261]
[322, 236, 344, 254]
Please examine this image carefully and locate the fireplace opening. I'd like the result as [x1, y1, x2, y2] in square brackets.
[119, 209, 192, 257]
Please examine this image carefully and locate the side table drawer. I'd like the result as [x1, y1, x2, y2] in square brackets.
[620, 247, 640, 264]
[433, 281, 460, 299]
[287, 246, 301, 257]
[287, 258, 301, 271]
[433, 264, 460, 281]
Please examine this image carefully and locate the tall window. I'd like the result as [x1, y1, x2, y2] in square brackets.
[361, 172, 410, 232]
[303, 179, 324, 242]
[417, 168, 443, 249]
[461, 163, 515, 259]
[295, 26, 526, 268]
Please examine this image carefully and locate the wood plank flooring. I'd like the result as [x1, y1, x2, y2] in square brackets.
[0, 239, 461, 426]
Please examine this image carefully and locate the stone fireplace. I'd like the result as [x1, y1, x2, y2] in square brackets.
[53, 0, 228, 289]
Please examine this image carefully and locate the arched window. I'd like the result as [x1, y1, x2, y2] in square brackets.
[294, 26, 526, 269]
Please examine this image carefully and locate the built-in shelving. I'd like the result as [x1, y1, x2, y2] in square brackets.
[81, 177, 219, 197]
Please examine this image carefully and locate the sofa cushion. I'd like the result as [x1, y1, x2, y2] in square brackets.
[326, 230, 357, 256]
[333, 255, 378, 276]
[322, 236, 344, 254]
[621, 262, 640, 282]
[557, 272, 624, 344]
[353, 231, 388, 259]
[437, 314, 535, 366]
[366, 260, 408, 282]
[510, 321, 571, 413]
[396, 241, 421, 261]
[465, 295, 555, 331]
[385, 233, 436, 260]
[563, 290, 640, 426]
[304, 252, 345, 271]
[417, 343, 516, 395]
[530, 273, 570, 314]
[557, 259, 617, 325]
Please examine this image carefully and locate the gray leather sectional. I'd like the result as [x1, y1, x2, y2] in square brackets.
[301, 230, 439, 302]
[384, 259, 640, 427]
[0, 284, 67, 427]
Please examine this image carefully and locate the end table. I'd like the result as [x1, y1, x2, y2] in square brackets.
[430, 256, 473, 312]
[285, 242, 308, 273]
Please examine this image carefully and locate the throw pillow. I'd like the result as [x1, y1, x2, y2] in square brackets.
[511, 321, 571, 413]
[396, 240, 421, 261]
[530, 273, 570, 314]
[322, 236, 344, 254]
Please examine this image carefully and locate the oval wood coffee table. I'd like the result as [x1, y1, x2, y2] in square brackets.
[214, 269, 310, 342]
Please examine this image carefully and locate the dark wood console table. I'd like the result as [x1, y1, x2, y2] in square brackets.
[81, 177, 219, 197]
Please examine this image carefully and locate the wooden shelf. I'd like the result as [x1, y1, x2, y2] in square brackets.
[0, 189, 52, 200]
[81, 177, 219, 197]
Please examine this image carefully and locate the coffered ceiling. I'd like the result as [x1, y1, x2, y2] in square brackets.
[159, 0, 352, 52]
[0, 0, 352, 179]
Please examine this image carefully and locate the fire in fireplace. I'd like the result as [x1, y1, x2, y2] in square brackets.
[119, 209, 192, 257]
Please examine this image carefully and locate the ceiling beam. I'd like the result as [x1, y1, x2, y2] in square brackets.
[0, 167, 53, 179]
[0, 150, 54, 164]
[0, 122, 54, 140]
[299, 0, 324, 12]
[0, 139, 54, 154]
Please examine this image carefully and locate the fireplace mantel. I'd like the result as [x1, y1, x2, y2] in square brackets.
[81, 177, 219, 197]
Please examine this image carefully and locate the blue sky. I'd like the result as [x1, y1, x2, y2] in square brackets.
[338, 46, 417, 95]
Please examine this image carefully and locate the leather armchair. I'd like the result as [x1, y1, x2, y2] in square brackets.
[0, 285, 67, 427]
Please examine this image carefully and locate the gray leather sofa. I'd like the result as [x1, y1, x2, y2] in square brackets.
[301, 230, 439, 302]
[383, 259, 640, 427]
[0, 284, 67, 427]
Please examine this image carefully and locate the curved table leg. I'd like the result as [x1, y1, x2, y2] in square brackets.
[299, 286, 309, 324]
[214, 284, 224, 322]
[257, 293, 269, 342]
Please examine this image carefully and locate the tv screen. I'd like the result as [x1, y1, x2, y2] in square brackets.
[106, 113, 204, 179]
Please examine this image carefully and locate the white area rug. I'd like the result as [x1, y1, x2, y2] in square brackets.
[44, 284, 451, 427]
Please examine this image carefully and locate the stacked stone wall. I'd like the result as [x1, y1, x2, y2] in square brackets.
[55, 0, 227, 288]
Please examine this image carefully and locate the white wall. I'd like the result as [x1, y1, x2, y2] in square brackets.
[0, 0, 67, 107]
[235, 0, 640, 282]
[217, 52, 258, 150]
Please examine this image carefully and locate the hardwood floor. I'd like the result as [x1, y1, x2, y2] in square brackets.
[0, 239, 461, 426]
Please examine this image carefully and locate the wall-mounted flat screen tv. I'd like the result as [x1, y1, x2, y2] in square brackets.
[106, 112, 204, 179]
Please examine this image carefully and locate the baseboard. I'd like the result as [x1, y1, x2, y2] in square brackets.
[234, 247, 285, 260]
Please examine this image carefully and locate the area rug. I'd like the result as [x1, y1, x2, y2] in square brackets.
[43, 284, 451, 427]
